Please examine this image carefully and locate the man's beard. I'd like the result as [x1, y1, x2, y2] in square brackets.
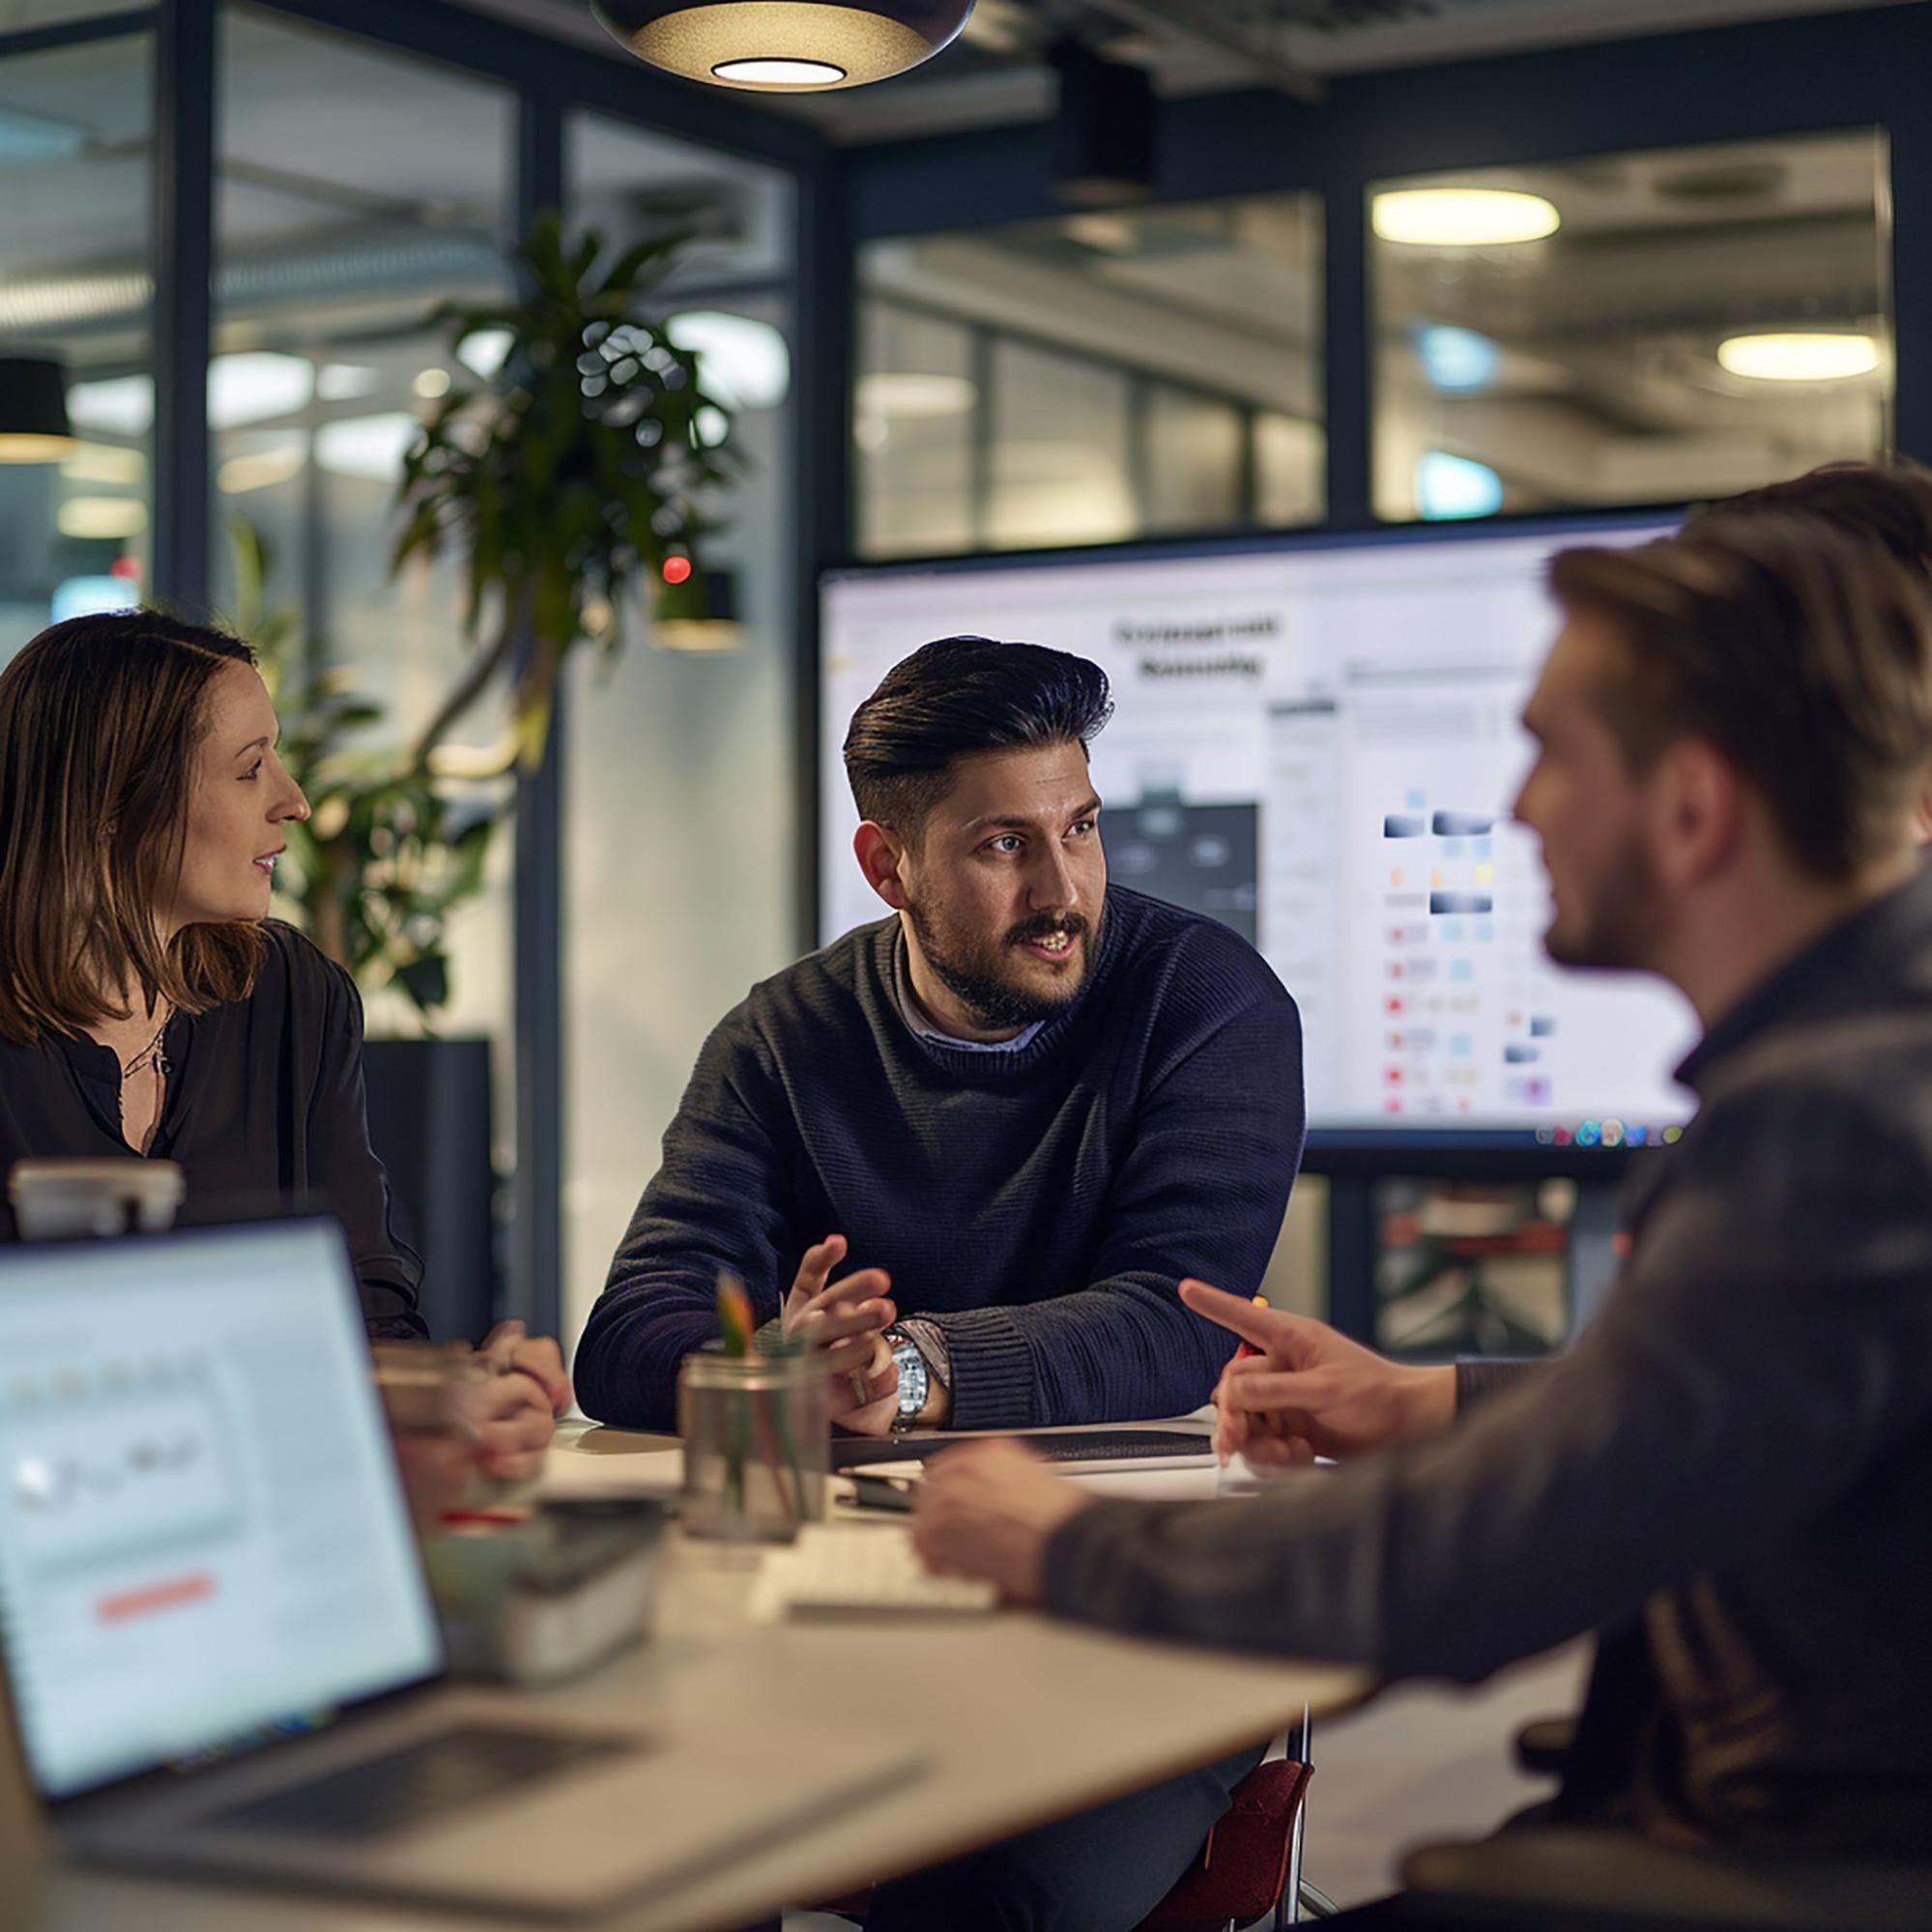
[1543, 826, 1665, 971]
[905, 899, 1102, 1032]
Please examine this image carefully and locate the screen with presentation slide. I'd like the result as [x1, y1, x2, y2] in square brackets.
[0, 1224, 441, 1802]
[820, 516, 1703, 1153]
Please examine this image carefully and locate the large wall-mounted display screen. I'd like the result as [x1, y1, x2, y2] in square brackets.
[820, 517, 1699, 1151]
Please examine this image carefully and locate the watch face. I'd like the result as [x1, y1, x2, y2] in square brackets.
[892, 1340, 929, 1416]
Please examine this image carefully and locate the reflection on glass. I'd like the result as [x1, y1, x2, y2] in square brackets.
[988, 339, 1132, 550]
[856, 193, 1322, 559]
[0, 34, 152, 659]
[856, 302, 975, 557]
[1371, 131, 1891, 521]
[561, 113, 798, 1347]
[213, 2, 517, 1124]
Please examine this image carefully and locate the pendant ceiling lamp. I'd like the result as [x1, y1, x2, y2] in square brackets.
[591, 0, 973, 90]
[0, 356, 75, 465]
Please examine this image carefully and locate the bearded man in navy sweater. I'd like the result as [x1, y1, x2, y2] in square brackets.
[575, 634, 1305, 1932]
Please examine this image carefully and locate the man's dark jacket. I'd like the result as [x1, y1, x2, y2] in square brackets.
[1046, 870, 1932, 1856]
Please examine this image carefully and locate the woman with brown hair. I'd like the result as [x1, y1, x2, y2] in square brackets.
[0, 610, 567, 1471]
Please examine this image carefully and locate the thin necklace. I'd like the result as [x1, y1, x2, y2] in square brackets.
[121, 1006, 172, 1081]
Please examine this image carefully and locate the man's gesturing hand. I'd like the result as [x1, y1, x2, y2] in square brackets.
[784, 1233, 900, 1435]
[1180, 1279, 1456, 1466]
[911, 1441, 1097, 1603]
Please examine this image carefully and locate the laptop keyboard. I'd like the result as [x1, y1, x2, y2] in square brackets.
[209, 1724, 641, 1840]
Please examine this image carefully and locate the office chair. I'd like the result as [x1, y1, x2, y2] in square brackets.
[1136, 1711, 1334, 1930]
[805, 1715, 1330, 1932]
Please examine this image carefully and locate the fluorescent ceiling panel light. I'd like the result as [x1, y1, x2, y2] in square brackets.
[58, 496, 148, 539]
[854, 372, 976, 418]
[61, 442, 145, 485]
[1373, 188, 1559, 247]
[1716, 332, 1881, 382]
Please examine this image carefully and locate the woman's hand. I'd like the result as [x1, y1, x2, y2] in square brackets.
[476, 1320, 573, 1480]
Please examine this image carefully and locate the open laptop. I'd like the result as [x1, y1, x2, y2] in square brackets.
[0, 1220, 916, 1918]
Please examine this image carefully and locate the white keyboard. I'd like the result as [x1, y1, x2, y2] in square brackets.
[750, 1525, 998, 1619]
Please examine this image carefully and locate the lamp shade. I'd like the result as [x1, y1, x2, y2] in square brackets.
[0, 357, 75, 464]
[591, 0, 972, 90]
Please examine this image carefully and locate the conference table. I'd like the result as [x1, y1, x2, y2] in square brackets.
[20, 1421, 1373, 1932]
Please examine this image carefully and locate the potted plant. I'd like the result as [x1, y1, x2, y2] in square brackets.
[230, 212, 741, 1336]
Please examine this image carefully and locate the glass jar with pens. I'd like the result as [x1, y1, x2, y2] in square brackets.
[678, 1275, 828, 1543]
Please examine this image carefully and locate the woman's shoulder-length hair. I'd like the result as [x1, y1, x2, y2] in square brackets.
[0, 610, 269, 1045]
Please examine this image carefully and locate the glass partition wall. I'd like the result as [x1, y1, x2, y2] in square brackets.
[1370, 130, 1892, 521]
[562, 112, 798, 1347]
[855, 193, 1325, 558]
[0, 0, 813, 1343]
[0, 31, 153, 655]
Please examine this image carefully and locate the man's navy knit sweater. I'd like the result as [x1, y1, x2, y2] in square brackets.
[574, 885, 1306, 1433]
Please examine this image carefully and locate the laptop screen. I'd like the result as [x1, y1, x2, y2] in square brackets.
[0, 1221, 444, 1802]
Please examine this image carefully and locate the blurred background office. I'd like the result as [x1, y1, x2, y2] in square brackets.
[0, 0, 1917, 1358]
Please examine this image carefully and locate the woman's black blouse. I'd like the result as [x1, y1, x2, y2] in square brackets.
[0, 920, 426, 1337]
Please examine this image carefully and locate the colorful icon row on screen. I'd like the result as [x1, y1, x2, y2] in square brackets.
[1534, 1121, 1685, 1150]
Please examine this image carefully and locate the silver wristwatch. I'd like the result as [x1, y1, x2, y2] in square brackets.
[883, 1320, 950, 1431]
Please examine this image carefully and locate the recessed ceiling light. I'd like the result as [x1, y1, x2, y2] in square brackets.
[61, 442, 145, 485]
[1716, 331, 1881, 382]
[712, 56, 845, 83]
[592, 0, 972, 90]
[58, 496, 148, 540]
[1372, 188, 1560, 248]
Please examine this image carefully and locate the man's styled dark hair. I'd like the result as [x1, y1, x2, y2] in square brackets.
[843, 636, 1113, 835]
[1710, 459, 1932, 580]
[1548, 512, 1932, 880]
